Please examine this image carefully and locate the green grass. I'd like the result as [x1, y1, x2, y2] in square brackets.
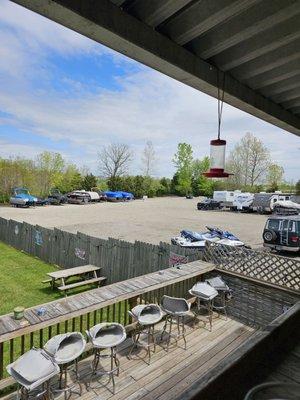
[0, 242, 62, 315]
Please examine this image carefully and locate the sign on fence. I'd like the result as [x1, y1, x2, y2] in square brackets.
[75, 247, 86, 260]
[34, 230, 43, 246]
[169, 251, 189, 266]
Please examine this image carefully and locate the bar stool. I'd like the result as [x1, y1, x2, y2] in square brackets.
[86, 322, 126, 394]
[189, 282, 218, 331]
[6, 347, 59, 399]
[206, 276, 232, 319]
[128, 304, 163, 364]
[160, 295, 192, 351]
[44, 332, 86, 400]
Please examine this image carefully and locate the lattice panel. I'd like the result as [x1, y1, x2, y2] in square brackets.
[203, 243, 300, 291]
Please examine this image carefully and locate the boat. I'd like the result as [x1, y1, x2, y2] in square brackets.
[171, 226, 245, 249]
[121, 191, 134, 200]
[67, 191, 90, 204]
[47, 189, 67, 205]
[104, 191, 124, 202]
[272, 200, 300, 215]
[9, 187, 37, 208]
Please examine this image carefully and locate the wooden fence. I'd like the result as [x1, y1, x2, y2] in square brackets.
[0, 218, 201, 284]
[0, 217, 299, 292]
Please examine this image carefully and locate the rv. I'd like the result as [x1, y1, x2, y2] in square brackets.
[232, 193, 254, 212]
[251, 192, 292, 214]
[213, 190, 241, 209]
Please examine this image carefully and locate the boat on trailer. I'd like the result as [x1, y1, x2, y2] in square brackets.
[10, 187, 37, 208]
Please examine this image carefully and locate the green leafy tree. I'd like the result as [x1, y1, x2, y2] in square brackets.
[81, 174, 98, 191]
[266, 164, 284, 192]
[295, 180, 300, 195]
[173, 143, 193, 195]
[35, 151, 65, 195]
[191, 157, 214, 196]
[158, 178, 171, 196]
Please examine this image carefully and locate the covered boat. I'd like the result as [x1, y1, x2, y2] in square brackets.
[273, 200, 300, 215]
[10, 187, 37, 208]
[67, 190, 90, 204]
[121, 191, 134, 200]
[75, 190, 100, 202]
[104, 191, 124, 202]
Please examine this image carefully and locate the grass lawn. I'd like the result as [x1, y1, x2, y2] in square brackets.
[0, 241, 62, 315]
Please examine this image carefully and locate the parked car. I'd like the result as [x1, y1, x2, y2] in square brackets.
[263, 215, 300, 253]
[197, 198, 221, 210]
[10, 187, 37, 207]
[47, 189, 67, 205]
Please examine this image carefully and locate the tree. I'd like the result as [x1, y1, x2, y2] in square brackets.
[35, 152, 65, 195]
[98, 143, 133, 179]
[81, 174, 98, 191]
[56, 164, 82, 193]
[191, 157, 214, 196]
[266, 164, 284, 192]
[227, 133, 271, 187]
[296, 180, 300, 195]
[141, 141, 156, 176]
[173, 143, 193, 195]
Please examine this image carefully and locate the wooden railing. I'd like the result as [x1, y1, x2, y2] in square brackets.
[0, 261, 212, 392]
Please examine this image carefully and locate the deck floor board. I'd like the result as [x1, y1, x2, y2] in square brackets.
[1, 316, 255, 400]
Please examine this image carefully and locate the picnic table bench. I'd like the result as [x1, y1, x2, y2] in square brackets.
[44, 264, 106, 296]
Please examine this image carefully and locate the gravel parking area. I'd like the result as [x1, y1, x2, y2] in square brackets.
[0, 197, 268, 248]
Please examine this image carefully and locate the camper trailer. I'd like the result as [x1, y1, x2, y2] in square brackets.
[252, 192, 292, 213]
[213, 190, 241, 209]
[232, 193, 254, 212]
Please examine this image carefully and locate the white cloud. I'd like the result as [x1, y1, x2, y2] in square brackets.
[0, 0, 299, 181]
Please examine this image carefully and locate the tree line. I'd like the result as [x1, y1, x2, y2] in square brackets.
[0, 133, 298, 203]
[172, 133, 298, 196]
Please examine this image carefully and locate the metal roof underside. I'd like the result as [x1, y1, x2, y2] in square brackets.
[11, 0, 300, 136]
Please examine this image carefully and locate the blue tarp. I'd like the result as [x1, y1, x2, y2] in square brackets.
[104, 191, 134, 200]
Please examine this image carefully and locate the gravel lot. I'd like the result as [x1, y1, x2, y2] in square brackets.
[0, 197, 268, 248]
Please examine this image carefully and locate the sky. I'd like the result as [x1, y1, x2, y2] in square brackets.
[0, 0, 299, 181]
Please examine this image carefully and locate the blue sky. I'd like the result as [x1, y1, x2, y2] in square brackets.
[0, 0, 299, 180]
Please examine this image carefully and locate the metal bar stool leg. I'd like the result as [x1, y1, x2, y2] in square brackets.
[167, 316, 173, 351]
[110, 347, 116, 394]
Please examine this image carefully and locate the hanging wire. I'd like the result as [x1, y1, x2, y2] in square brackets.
[217, 71, 226, 140]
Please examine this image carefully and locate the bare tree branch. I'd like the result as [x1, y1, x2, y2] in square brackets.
[98, 143, 133, 179]
[141, 141, 156, 176]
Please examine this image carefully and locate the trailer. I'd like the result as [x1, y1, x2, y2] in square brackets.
[213, 190, 241, 209]
[251, 192, 292, 214]
[232, 193, 254, 212]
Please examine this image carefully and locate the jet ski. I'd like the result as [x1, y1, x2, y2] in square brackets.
[171, 226, 245, 248]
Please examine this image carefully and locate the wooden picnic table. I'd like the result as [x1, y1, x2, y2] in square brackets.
[46, 264, 105, 295]
[1, 260, 215, 341]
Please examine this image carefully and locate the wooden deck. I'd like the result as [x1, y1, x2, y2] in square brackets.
[0, 260, 214, 341]
[5, 316, 255, 400]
